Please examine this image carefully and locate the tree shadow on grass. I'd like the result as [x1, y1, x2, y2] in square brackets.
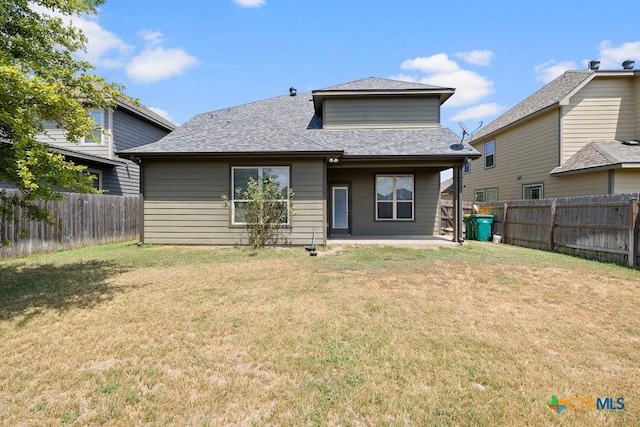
[0, 260, 130, 325]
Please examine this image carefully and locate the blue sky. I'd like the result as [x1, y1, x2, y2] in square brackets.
[60, 0, 640, 131]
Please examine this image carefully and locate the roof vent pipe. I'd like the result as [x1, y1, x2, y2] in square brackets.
[289, 87, 297, 96]
[622, 60, 635, 70]
[588, 60, 600, 71]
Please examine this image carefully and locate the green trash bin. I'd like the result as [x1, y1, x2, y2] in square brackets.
[463, 214, 475, 240]
[472, 214, 494, 241]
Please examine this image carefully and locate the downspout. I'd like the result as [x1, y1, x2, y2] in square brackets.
[452, 163, 464, 244]
[130, 155, 144, 245]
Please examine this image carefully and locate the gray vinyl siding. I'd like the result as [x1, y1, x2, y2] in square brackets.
[464, 110, 560, 201]
[323, 97, 440, 129]
[613, 169, 640, 193]
[143, 159, 325, 245]
[328, 167, 440, 236]
[561, 76, 636, 163]
[32, 108, 171, 196]
[109, 109, 172, 195]
[37, 110, 112, 159]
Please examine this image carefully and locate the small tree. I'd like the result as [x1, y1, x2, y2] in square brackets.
[1, 0, 124, 224]
[223, 177, 294, 248]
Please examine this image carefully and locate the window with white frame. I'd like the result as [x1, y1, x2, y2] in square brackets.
[523, 183, 543, 200]
[231, 166, 290, 225]
[463, 159, 471, 174]
[376, 174, 414, 220]
[485, 140, 495, 168]
[475, 188, 498, 202]
[83, 109, 110, 144]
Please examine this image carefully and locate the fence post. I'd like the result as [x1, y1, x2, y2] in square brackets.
[502, 203, 508, 243]
[629, 198, 638, 268]
[549, 199, 557, 251]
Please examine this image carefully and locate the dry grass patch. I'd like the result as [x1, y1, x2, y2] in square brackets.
[1, 241, 639, 425]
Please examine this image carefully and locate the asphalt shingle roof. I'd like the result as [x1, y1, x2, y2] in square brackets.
[316, 77, 454, 92]
[550, 140, 640, 174]
[121, 83, 478, 159]
[471, 71, 594, 141]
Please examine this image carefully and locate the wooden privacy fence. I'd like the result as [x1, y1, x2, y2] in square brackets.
[439, 200, 473, 233]
[0, 190, 140, 259]
[480, 193, 640, 268]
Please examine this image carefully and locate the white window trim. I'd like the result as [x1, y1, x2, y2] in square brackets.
[485, 188, 498, 203]
[375, 174, 415, 221]
[81, 108, 112, 147]
[463, 159, 471, 174]
[485, 140, 495, 169]
[231, 166, 291, 226]
[474, 190, 485, 202]
[523, 183, 543, 200]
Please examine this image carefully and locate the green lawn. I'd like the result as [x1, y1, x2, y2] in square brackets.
[1, 242, 638, 426]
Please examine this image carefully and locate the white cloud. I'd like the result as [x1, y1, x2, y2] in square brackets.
[387, 73, 418, 83]
[397, 53, 494, 107]
[125, 31, 197, 84]
[30, 3, 197, 84]
[401, 53, 460, 74]
[148, 106, 174, 123]
[126, 46, 197, 83]
[450, 103, 503, 122]
[139, 30, 164, 47]
[73, 16, 133, 65]
[233, 0, 265, 7]
[29, 3, 132, 66]
[455, 50, 494, 66]
[534, 60, 576, 83]
[598, 40, 640, 69]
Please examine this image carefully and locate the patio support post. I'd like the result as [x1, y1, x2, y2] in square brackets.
[452, 164, 464, 243]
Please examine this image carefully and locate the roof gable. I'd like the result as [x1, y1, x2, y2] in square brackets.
[551, 140, 640, 175]
[471, 71, 594, 141]
[116, 98, 177, 131]
[312, 77, 455, 115]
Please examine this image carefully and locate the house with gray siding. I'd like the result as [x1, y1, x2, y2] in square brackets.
[464, 64, 640, 202]
[119, 77, 479, 245]
[35, 97, 176, 195]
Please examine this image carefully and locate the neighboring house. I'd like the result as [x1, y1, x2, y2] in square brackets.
[35, 98, 176, 195]
[440, 178, 454, 201]
[119, 77, 480, 245]
[464, 63, 640, 202]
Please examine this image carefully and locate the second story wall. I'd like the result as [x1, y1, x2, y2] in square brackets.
[113, 109, 172, 152]
[561, 76, 636, 163]
[107, 109, 174, 196]
[323, 96, 440, 129]
[464, 109, 560, 201]
[635, 75, 640, 138]
[37, 108, 112, 159]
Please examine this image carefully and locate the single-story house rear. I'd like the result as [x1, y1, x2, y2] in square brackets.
[119, 77, 480, 245]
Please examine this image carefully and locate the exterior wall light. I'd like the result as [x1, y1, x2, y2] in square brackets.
[328, 157, 340, 164]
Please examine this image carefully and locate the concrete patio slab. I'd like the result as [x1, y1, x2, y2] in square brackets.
[326, 235, 463, 248]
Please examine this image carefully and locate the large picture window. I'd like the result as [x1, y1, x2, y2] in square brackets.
[376, 174, 414, 220]
[232, 167, 290, 225]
